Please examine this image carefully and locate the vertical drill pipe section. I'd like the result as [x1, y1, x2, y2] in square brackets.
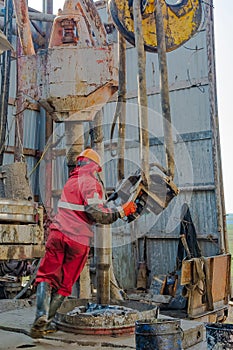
[154, 0, 175, 179]
[12, 0, 35, 55]
[133, 0, 149, 182]
[0, 0, 13, 165]
[94, 110, 111, 305]
[117, 33, 126, 181]
[65, 122, 84, 173]
[96, 243, 111, 305]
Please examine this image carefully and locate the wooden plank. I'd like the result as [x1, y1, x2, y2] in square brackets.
[184, 254, 231, 318]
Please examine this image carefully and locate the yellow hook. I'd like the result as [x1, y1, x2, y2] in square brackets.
[109, 0, 202, 52]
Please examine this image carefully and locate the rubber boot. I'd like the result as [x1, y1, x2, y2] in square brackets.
[44, 293, 65, 334]
[30, 282, 51, 338]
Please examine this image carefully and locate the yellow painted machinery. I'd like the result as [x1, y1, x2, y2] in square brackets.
[109, 0, 202, 52]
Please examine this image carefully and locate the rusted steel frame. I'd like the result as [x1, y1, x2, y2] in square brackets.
[133, 0, 150, 183]
[0, 0, 13, 166]
[117, 33, 126, 181]
[44, 110, 53, 219]
[154, 0, 175, 179]
[42, 0, 53, 14]
[110, 33, 126, 179]
[14, 42, 24, 162]
[78, 4, 97, 47]
[12, 0, 35, 55]
[0, 17, 17, 34]
[78, 0, 107, 46]
[42, 0, 53, 45]
[43, 0, 53, 217]
[206, 0, 227, 254]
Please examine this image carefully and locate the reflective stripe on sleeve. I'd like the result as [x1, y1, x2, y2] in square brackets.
[58, 200, 85, 211]
[86, 192, 104, 205]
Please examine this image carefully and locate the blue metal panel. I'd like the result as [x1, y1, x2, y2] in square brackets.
[101, 1, 223, 288]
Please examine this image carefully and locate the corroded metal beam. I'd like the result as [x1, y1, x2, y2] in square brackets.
[12, 0, 35, 55]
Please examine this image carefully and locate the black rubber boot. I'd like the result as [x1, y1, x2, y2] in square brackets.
[30, 282, 51, 338]
[44, 293, 65, 334]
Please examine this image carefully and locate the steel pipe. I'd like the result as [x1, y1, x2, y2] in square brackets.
[154, 0, 175, 179]
[133, 0, 150, 183]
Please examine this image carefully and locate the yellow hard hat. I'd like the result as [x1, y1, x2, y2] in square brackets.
[77, 148, 101, 166]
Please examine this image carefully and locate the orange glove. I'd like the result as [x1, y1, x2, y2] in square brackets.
[122, 201, 137, 217]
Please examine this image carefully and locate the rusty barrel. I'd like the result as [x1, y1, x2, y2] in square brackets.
[205, 323, 233, 349]
[135, 319, 182, 350]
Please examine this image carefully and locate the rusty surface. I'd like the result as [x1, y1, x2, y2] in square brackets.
[16, 1, 118, 122]
[19, 43, 118, 121]
[0, 163, 33, 200]
[0, 244, 45, 260]
[0, 224, 43, 244]
[78, 0, 107, 46]
[49, 0, 106, 48]
[12, 0, 35, 55]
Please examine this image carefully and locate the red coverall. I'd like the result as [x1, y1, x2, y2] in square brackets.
[36, 157, 121, 296]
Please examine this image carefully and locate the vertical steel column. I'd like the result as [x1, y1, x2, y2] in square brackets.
[44, 0, 54, 218]
[0, 0, 13, 165]
[133, 0, 149, 182]
[43, 0, 53, 43]
[154, 0, 175, 179]
[14, 43, 24, 162]
[117, 33, 126, 182]
[44, 112, 53, 216]
[206, 0, 227, 254]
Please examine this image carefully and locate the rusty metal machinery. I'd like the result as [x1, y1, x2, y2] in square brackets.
[0, 163, 44, 299]
[17, 0, 118, 123]
[108, 0, 202, 52]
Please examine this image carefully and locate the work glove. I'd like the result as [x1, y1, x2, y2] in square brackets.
[119, 201, 137, 218]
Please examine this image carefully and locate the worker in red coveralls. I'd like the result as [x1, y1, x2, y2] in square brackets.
[30, 148, 137, 338]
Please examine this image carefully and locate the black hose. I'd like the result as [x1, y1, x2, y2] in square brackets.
[14, 258, 41, 300]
